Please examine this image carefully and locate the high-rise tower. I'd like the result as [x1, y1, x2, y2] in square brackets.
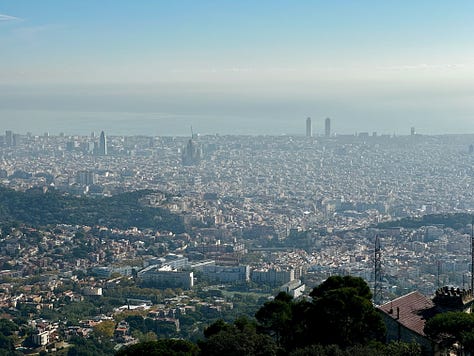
[306, 117, 312, 137]
[325, 117, 331, 137]
[5, 130, 12, 147]
[99, 131, 107, 156]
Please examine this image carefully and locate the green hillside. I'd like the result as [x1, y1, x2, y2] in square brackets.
[0, 187, 184, 232]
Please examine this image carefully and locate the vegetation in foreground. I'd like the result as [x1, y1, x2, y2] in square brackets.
[116, 276, 421, 356]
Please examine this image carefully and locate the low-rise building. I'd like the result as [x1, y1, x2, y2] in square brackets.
[202, 265, 250, 283]
[139, 267, 193, 289]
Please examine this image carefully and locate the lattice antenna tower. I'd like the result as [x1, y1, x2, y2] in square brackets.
[437, 260, 441, 288]
[373, 235, 383, 305]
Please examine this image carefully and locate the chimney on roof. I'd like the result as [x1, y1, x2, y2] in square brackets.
[396, 307, 400, 320]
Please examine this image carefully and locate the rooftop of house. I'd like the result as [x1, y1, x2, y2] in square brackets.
[378, 291, 438, 337]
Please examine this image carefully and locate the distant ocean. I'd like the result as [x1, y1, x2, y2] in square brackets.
[0, 109, 326, 137]
[0, 109, 308, 137]
[1, 108, 472, 137]
[2, 83, 474, 137]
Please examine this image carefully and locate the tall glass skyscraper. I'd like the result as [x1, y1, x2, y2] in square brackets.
[325, 117, 331, 138]
[306, 117, 312, 137]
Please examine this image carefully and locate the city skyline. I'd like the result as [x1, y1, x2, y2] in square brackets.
[1, 1, 474, 135]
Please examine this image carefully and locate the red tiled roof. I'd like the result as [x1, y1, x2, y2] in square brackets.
[378, 291, 437, 336]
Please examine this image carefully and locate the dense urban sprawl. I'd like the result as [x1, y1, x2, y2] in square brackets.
[0, 131, 473, 353]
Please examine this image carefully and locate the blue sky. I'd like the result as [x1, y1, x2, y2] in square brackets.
[1, 1, 474, 135]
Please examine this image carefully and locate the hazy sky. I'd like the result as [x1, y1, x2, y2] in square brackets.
[1, 1, 474, 135]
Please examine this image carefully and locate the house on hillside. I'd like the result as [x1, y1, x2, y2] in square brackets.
[378, 287, 474, 355]
[378, 291, 439, 354]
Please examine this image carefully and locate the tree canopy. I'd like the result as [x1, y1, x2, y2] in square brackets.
[308, 276, 385, 347]
[424, 311, 474, 353]
[115, 339, 199, 356]
[198, 316, 279, 356]
[255, 276, 385, 353]
[0, 187, 184, 232]
[376, 212, 473, 231]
